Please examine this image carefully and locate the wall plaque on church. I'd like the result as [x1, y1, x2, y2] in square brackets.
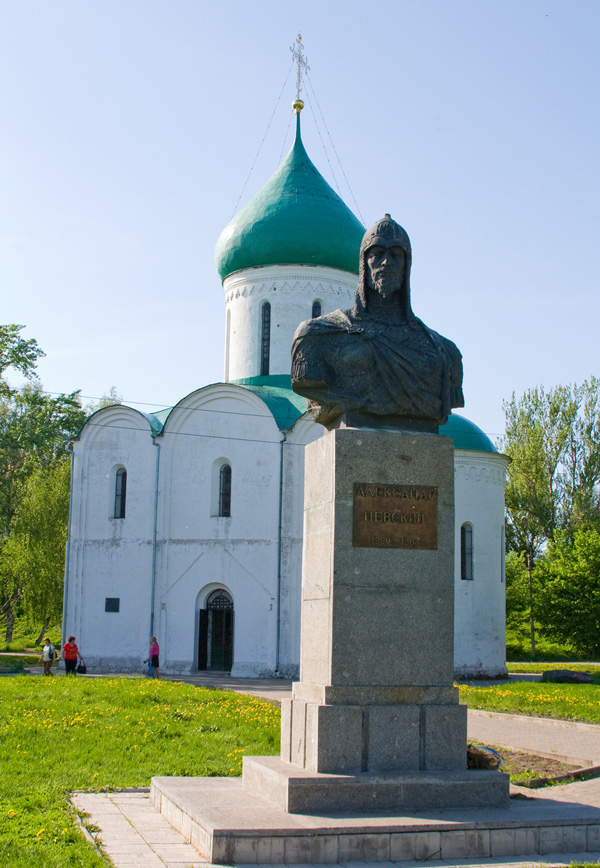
[352, 482, 438, 549]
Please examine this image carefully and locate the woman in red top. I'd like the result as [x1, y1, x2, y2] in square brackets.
[62, 636, 83, 675]
[149, 637, 160, 679]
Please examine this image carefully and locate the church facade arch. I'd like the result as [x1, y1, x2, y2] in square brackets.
[195, 585, 235, 671]
[63, 405, 158, 670]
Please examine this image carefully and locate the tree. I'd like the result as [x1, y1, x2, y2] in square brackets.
[536, 529, 600, 658]
[0, 382, 86, 538]
[96, 386, 123, 408]
[499, 379, 600, 655]
[1, 460, 70, 635]
[0, 326, 87, 640]
[504, 551, 530, 633]
[0, 324, 45, 395]
[562, 379, 600, 531]
[0, 384, 84, 640]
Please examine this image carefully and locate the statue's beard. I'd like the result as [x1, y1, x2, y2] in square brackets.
[371, 271, 400, 300]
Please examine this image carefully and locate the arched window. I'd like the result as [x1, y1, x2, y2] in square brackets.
[207, 589, 234, 611]
[461, 522, 473, 580]
[312, 300, 322, 318]
[219, 464, 232, 517]
[260, 302, 271, 375]
[114, 468, 127, 519]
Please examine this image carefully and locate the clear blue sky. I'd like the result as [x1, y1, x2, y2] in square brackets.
[2, 0, 598, 440]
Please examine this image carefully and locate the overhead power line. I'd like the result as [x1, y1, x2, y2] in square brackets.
[304, 70, 365, 225]
[231, 59, 295, 219]
[11, 383, 504, 441]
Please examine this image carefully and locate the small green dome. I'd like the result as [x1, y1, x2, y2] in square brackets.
[215, 114, 365, 281]
[439, 414, 497, 453]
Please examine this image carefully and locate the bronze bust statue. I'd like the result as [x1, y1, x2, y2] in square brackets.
[291, 214, 464, 431]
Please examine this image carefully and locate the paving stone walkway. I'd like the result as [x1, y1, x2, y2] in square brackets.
[72, 791, 206, 867]
[69, 672, 600, 867]
[468, 708, 600, 767]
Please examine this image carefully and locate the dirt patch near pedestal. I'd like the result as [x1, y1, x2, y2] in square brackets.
[470, 742, 583, 785]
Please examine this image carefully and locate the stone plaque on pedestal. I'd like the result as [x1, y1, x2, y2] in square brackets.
[243, 427, 509, 812]
[352, 481, 438, 549]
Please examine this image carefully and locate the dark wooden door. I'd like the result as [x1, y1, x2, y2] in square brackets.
[198, 609, 208, 670]
[210, 609, 234, 671]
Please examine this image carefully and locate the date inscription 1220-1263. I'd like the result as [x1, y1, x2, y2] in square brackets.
[352, 482, 438, 550]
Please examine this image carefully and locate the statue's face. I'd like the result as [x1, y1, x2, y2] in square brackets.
[365, 245, 406, 299]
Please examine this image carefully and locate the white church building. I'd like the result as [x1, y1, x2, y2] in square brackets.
[63, 108, 508, 679]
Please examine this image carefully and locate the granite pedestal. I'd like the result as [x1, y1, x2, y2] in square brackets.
[245, 428, 508, 813]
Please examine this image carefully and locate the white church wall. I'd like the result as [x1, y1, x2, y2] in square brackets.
[65, 400, 509, 678]
[278, 415, 323, 677]
[453, 451, 509, 678]
[223, 264, 356, 379]
[152, 385, 285, 676]
[64, 406, 158, 670]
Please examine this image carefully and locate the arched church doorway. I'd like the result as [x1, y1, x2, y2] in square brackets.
[198, 589, 234, 671]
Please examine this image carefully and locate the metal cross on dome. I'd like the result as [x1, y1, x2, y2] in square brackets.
[290, 33, 310, 103]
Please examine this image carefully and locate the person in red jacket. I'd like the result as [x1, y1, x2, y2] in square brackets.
[62, 636, 83, 675]
[149, 637, 160, 679]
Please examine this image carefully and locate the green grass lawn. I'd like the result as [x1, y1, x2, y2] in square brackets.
[0, 653, 39, 673]
[0, 617, 62, 652]
[459, 681, 600, 723]
[0, 676, 280, 868]
[4, 674, 600, 867]
[507, 662, 600, 675]
[505, 628, 577, 662]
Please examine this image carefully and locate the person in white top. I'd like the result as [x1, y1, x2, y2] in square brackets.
[38, 637, 56, 676]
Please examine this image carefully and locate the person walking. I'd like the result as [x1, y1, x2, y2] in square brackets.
[62, 636, 83, 675]
[38, 637, 56, 676]
[149, 637, 160, 679]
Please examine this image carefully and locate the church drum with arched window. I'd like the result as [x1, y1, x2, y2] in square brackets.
[198, 589, 234, 671]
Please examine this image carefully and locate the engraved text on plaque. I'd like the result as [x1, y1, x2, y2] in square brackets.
[352, 483, 438, 549]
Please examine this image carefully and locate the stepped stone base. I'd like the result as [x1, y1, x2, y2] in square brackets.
[281, 693, 468, 776]
[150, 774, 600, 865]
[243, 755, 509, 813]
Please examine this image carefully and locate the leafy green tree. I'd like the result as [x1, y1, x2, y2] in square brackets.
[0, 381, 86, 537]
[96, 386, 123, 408]
[0, 326, 88, 641]
[1, 460, 70, 633]
[0, 324, 44, 395]
[500, 385, 578, 550]
[536, 529, 600, 658]
[504, 551, 530, 633]
[0, 385, 84, 641]
[563, 379, 600, 531]
[499, 379, 600, 655]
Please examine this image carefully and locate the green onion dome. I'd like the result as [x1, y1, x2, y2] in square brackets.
[440, 414, 497, 453]
[215, 113, 365, 281]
